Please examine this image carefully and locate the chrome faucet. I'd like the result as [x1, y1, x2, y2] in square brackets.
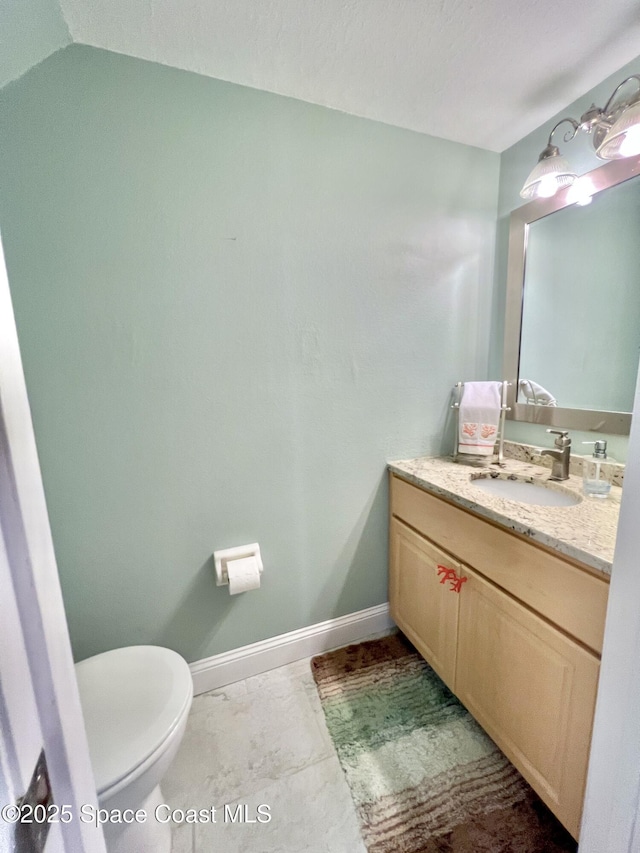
[541, 429, 572, 481]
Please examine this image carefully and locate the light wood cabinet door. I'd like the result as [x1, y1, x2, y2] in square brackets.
[390, 474, 609, 654]
[389, 517, 461, 691]
[455, 566, 600, 839]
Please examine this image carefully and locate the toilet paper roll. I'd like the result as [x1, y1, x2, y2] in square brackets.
[227, 555, 261, 595]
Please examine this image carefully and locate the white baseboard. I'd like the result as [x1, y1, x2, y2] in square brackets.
[189, 603, 394, 695]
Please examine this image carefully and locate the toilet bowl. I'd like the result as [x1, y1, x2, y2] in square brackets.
[75, 645, 193, 853]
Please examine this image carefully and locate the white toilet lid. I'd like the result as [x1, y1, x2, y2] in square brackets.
[75, 645, 193, 795]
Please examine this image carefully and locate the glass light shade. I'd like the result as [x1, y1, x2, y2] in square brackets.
[519, 152, 577, 200]
[596, 100, 640, 159]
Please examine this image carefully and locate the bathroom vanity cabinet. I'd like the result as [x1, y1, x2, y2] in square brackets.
[389, 472, 610, 840]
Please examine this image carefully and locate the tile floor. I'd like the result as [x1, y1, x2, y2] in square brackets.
[162, 655, 368, 853]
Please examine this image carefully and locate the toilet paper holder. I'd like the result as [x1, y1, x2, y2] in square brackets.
[214, 543, 263, 587]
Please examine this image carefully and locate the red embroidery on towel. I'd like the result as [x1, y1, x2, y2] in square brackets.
[462, 423, 478, 437]
[481, 424, 497, 439]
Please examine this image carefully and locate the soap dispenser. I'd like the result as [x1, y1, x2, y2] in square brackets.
[582, 440, 612, 498]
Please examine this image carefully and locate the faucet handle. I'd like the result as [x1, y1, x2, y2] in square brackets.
[546, 428, 571, 448]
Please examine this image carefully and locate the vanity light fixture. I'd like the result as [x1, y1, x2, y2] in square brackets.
[565, 176, 594, 206]
[520, 74, 640, 200]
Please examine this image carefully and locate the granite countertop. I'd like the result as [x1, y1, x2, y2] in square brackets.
[388, 455, 621, 576]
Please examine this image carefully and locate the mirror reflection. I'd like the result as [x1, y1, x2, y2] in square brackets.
[504, 152, 640, 434]
[519, 175, 640, 413]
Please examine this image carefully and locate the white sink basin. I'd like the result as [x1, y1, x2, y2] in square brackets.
[470, 475, 581, 507]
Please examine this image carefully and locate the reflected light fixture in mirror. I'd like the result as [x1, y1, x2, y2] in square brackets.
[520, 75, 640, 200]
[504, 150, 640, 436]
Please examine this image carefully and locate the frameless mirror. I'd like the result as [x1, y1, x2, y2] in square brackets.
[503, 152, 640, 434]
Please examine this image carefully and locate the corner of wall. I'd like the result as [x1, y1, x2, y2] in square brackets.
[54, 0, 74, 44]
[0, 0, 73, 91]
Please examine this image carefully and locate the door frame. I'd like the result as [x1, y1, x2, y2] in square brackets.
[0, 234, 106, 852]
[579, 365, 640, 851]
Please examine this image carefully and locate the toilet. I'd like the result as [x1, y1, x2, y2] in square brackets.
[75, 645, 193, 853]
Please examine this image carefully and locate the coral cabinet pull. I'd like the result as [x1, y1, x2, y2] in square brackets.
[437, 565, 467, 593]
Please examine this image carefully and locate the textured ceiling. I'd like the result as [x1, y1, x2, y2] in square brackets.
[8, 0, 640, 151]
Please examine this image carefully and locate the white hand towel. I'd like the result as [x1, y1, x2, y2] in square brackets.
[458, 381, 502, 456]
[519, 379, 557, 407]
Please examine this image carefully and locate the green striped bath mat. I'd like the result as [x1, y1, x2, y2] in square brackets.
[311, 633, 577, 853]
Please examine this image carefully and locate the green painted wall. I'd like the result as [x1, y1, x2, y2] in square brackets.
[0, 0, 70, 87]
[492, 56, 640, 461]
[0, 45, 499, 663]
